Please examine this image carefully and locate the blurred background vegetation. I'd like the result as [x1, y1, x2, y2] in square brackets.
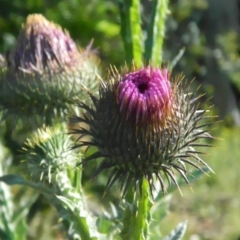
[0, 0, 240, 239]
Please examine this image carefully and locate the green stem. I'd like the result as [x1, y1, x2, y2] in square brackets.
[118, 0, 143, 67]
[132, 178, 151, 240]
[145, 0, 169, 66]
[120, 178, 152, 240]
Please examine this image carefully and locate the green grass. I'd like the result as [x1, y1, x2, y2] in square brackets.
[160, 127, 240, 240]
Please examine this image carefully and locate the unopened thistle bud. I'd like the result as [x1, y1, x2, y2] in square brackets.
[9, 14, 79, 73]
[71, 65, 214, 196]
[21, 126, 79, 184]
[0, 14, 100, 127]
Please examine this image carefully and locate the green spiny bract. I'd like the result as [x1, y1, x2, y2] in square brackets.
[0, 14, 100, 127]
[71, 65, 214, 197]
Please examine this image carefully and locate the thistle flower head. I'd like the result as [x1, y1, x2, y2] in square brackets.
[0, 14, 101, 127]
[71, 65, 214, 197]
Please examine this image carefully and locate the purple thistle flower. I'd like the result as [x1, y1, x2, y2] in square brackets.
[71, 65, 214, 197]
[117, 67, 171, 125]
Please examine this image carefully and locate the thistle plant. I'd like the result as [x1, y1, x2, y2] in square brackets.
[0, 14, 100, 127]
[0, 1, 216, 240]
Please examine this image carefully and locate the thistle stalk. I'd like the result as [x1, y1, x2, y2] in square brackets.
[145, 0, 169, 65]
[132, 178, 151, 240]
[118, 0, 143, 67]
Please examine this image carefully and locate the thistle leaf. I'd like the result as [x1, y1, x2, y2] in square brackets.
[149, 195, 172, 239]
[0, 174, 28, 186]
[119, 202, 134, 239]
[55, 194, 102, 240]
[0, 174, 53, 194]
[0, 156, 38, 240]
[0, 229, 10, 240]
[162, 220, 188, 240]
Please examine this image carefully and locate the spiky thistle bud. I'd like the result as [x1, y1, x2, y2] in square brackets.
[0, 14, 100, 127]
[71, 65, 214, 197]
[21, 126, 79, 184]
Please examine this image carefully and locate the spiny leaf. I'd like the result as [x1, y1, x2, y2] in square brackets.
[162, 220, 188, 240]
[0, 174, 31, 186]
[0, 174, 53, 194]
